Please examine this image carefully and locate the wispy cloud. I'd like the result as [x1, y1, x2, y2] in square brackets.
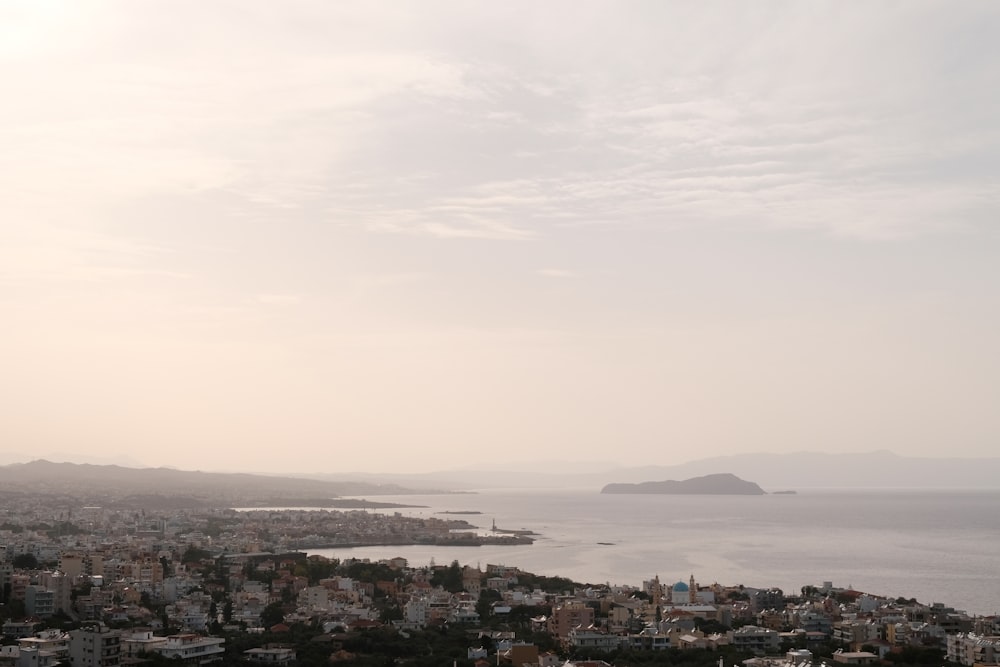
[537, 268, 576, 279]
[255, 293, 303, 305]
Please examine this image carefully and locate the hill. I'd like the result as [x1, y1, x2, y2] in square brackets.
[0, 460, 444, 508]
[343, 451, 1000, 491]
[601, 473, 766, 495]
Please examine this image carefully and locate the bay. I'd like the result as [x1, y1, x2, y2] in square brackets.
[306, 488, 1000, 616]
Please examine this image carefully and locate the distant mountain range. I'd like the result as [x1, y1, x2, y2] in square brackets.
[587, 450, 1000, 490]
[3, 452, 997, 509]
[601, 473, 766, 495]
[295, 450, 1000, 491]
[0, 459, 443, 508]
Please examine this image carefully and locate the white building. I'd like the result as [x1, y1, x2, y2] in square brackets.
[243, 648, 295, 665]
[120, 630, 168, 659]
[17, 630, 69, 661]
[152, 635, 225, 666]
[947, 633, 1000, 666]
[567, 629, 621, 652]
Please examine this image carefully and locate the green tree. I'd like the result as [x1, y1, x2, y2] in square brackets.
[305, 556, 338, 585]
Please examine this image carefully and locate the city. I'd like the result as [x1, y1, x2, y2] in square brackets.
[1, 503, 998, 667]
[4, 3, 1000, 666]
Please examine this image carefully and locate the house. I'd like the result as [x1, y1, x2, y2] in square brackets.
[243, 647, 296, 665]
[730, 625, 781, 654]
[3, 621, 40, 640]
[678, 633, 709, 650]
[0, 646, 60, 667]
[120, 629, 167, 658]
[17, 631, 69, 663]
[566, 628, 620, 652]
[151, 634, 225, 665]
[831, 650, 878, 665]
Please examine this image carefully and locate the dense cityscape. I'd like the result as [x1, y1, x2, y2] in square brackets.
[1, 503, 998, 667]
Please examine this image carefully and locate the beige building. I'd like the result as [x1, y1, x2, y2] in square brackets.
[547, 602, 595, 639]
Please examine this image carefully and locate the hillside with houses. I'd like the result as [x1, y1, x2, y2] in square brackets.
[1, 497, 998, 667]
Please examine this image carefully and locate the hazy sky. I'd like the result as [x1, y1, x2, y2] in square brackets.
[3, 1, 999, 474]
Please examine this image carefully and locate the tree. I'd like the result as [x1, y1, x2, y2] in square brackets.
[260, 602, 285, 628]
[476, 588, 503, 620]
[181, 547, 211, 563]
[379, 605, 403, 623]
[12, 553, 39, 569]
[1, 599, 26, 620]
[159, 556, 171, 577]
[305, 556, 338, 585]
[430, 560, 463, 593]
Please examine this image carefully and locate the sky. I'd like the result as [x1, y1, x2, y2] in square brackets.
[2, 1, 999, 475]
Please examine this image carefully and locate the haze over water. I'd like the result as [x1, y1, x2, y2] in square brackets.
[307, 488, 1000, 617]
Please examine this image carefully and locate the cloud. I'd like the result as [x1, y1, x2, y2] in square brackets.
[537, 269, 576, 279]
[363, 209, 535, 241]
[256, 293, 303, 305]
[0, 223, 178, 288]
[6, 2, 997, 248]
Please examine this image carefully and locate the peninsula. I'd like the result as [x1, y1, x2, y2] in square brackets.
[601, 472, 766, 495]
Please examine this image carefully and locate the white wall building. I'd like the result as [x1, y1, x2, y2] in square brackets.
[152, 635, 225, 666]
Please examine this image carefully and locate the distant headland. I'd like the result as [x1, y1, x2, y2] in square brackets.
[601, 472, 767, 495]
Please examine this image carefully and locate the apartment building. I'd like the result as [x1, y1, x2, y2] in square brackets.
[68, 626, 121, 667]
[548, 602, 595, 639]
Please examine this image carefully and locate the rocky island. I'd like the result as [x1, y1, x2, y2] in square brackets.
[601, 472, 767, 495]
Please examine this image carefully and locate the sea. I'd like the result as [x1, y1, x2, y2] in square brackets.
[302, 488, 1000, 617]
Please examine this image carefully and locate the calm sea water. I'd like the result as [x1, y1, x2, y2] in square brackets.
[306, 488, 1000, 616]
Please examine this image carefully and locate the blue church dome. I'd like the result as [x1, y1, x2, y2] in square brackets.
[673, 581, 689, 591]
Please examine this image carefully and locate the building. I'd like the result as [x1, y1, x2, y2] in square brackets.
[18, 630, 69, 662]
[0, 645, 61, 667]
[947, 633, 1000, 666]
[548, 602, 595, 639]
[2, 621, 39, 640]
[24, 587, 54, 618]
[152, 634, 225, 665]
[832, 650, 879, 665]
[730, 625, 781, 654]
[37, 572, 71, 615]
[120, 629, 167, 659]
[751, 588, 786, 613]
[243, 647, 295, 665]
[68, 626, 121, 667]
[567, 629, 620, 652]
